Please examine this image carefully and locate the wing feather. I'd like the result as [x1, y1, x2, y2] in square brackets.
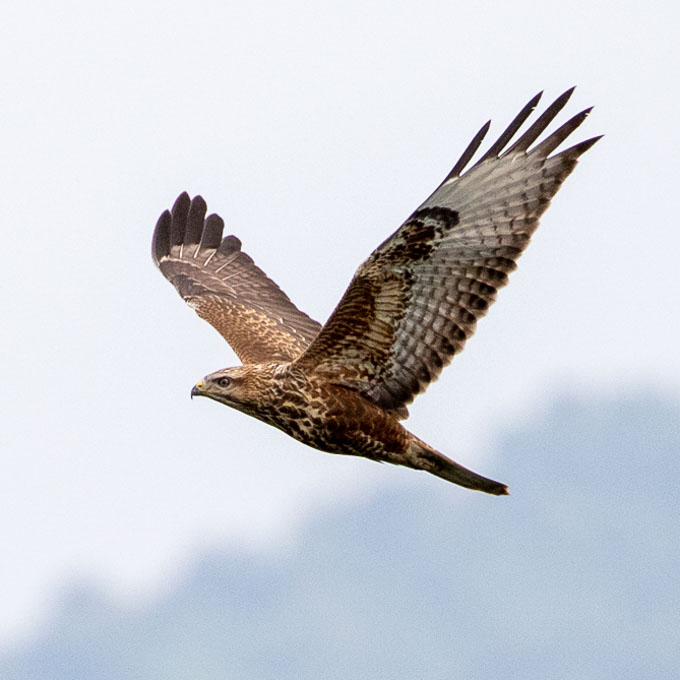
[296, 89, 601, 417]
[153, 193, 321, 364]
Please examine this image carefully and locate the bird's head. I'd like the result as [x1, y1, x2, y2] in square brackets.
[190, 364, 280, 415]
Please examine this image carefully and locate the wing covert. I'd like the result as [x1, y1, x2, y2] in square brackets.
[153, 193, 321, 364]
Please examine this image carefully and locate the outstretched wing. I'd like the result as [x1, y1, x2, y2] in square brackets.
[296, 88, 601, 417]
[153, 193, 321, 364]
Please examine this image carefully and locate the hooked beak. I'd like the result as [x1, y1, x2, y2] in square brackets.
[191, 381, 205, 399]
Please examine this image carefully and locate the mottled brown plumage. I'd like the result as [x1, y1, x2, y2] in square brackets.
[153, 88, 601, 494]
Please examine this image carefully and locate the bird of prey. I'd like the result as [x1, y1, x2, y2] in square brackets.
[152, 88, 600, 495]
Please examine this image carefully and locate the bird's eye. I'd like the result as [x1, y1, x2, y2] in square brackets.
[216, 377, 232, 388]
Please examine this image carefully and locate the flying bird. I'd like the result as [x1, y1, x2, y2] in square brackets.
[152, 88, 600, 495]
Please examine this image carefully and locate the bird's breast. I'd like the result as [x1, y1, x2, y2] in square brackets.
[262, 377, 408, 459]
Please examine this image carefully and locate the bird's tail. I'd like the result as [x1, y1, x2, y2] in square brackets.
[406, 435, 509, 495]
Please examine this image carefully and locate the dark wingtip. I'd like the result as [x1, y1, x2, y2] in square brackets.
[444, 119, 492, 182]
[154, 192, 229, 254]
[561, 85, 577, 100]
[582, 133, 604, 148]
[152, 192, 201, 265]
[171, 192, 191, 220]
[476, 90, 544, 163]
[185, 195, 208, 245]
[200, 212, 226, 250]
[559, 133, 604, 159]
[506, 87, 578, 155]
[217, 233, 242, 255]
[551, 86, 577, 111]
[531, 105, 595, 157]
[151, 209, 172, 266]
[170, 192, 191, 246]
[191, 194, 206, 210]
[524, 91, 545, 117]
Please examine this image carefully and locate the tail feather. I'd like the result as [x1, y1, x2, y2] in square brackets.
[407, 437, 508, 495]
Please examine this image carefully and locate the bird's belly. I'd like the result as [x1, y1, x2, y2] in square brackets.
[268, 388, 408, 461]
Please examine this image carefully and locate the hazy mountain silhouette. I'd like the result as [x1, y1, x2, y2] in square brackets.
[2, 391, 678, 679]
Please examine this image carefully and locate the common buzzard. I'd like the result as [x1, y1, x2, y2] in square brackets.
[153, 88, 600, 494]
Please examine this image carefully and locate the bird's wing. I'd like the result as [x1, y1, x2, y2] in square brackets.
[295, 88, 601, 417]
[153, 193, 321, 364]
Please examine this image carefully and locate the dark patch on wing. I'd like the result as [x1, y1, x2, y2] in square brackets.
[411, 206, 460, 228]
[374, 207, 459, 266]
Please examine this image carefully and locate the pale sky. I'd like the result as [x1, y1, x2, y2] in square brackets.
[2, 0, 678, 647]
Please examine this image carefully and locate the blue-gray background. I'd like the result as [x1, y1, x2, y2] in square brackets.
[3, 393, 678, 678]
[2, 0, 678, 676]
